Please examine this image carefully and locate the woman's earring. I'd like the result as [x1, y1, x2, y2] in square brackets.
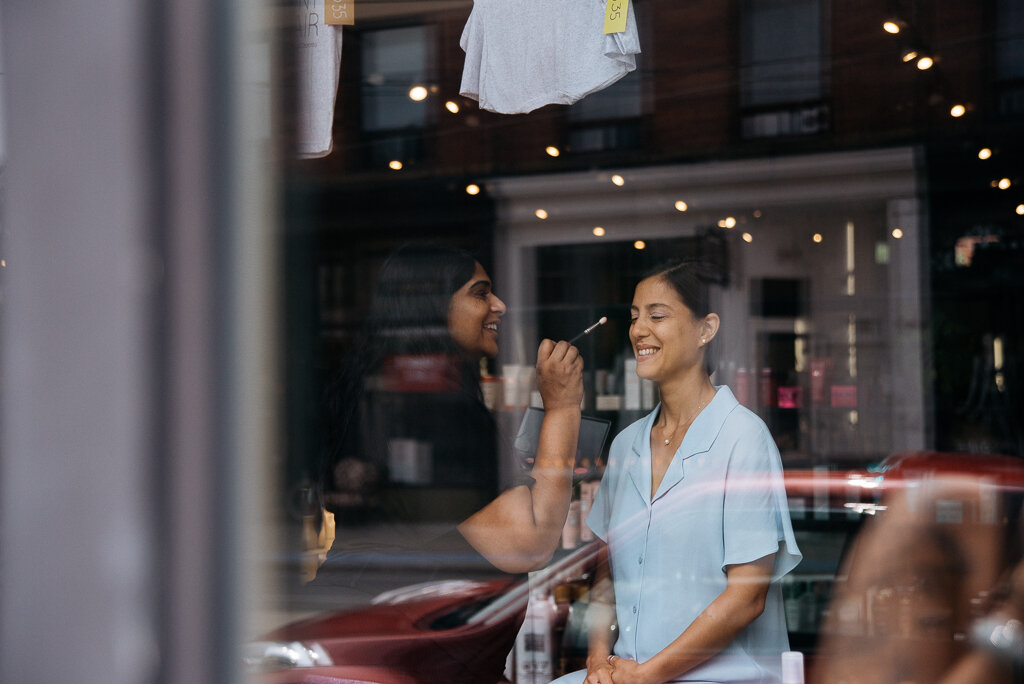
[701, 337, 707, 345]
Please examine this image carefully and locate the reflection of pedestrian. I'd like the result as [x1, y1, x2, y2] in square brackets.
[955, 333, 1021, 455]
[317, 245, 584, 682]
[553, 262, 801, 684]
[813, 476, 1023, 684]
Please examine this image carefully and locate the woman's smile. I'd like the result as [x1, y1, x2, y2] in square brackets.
[636, 344, 660, 362]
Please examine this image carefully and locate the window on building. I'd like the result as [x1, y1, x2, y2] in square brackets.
[566, 75, 646, 153]
[360, 25, 435, 165]
[996, 0, 1024, 115]
[739, 0, 829, 138]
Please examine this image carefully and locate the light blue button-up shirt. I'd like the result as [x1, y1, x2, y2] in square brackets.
[586, 386, 802, 683]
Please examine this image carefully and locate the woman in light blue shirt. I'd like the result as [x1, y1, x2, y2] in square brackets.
[552, 261, 801, 684]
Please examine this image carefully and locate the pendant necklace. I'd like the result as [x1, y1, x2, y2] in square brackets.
[662, 389, 708, 446]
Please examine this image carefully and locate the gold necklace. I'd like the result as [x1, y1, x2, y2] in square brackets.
[661, 389, 708, 446]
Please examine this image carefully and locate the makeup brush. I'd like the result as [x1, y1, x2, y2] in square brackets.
[568, 316, 608, 345]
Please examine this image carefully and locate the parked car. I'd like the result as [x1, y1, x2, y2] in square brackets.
[247, 451, 1024, 683]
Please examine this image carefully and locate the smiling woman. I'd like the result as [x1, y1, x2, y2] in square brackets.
[313, 244, 584, 682]
[552, 260, 801, 684]
[447, 261, 507, 361]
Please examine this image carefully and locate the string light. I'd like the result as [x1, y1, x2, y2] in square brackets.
[950, 104, 966, 118]
[916, 56, 934, 70]
[593, 227, 606, 236]
[445, 101, 460, 114]
[408, 86, 428, 101]
[741, 233, 753, 243]
[388, 160, 403, 170]
[883, 20, 902, 34]
[978, 148, 992, 160]
[535, 209, 549, 219]
[892, 228, 904, 239]
[465, 184, 480, 195]
[1016, 204, 1024, 216]
[611, 174, 625, 186]
[999, 178, 1012, 190]
[674, 201, 688, 212]
[813, 233, 823, 243]
[545, 146, 561, 157]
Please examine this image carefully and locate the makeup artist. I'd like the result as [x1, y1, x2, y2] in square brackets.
[317, 244, 583, 682]
[552, 261, 801, 684]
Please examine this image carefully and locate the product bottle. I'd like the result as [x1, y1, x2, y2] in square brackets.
[561, 498, 581, 549]
[515, 589, 555, 683]
[781, 651, 805, 684]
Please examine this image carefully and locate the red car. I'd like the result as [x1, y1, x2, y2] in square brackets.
[246, 451, 1024, 684]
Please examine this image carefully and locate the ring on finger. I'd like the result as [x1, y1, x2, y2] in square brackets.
[607, 655, 617, 664]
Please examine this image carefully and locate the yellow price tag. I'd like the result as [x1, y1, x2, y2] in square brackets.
[602, 0, 628, 34]
[326, 0, 354, 26]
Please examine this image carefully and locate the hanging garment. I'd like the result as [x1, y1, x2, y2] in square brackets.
[459, 0, 640, 115]
[296, 1, 344, 158]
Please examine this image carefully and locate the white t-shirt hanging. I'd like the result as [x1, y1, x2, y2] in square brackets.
[296, 1, 344, 158]
[459, 0, 640, 115]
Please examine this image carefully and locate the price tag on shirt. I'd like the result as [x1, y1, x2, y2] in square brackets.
[603, 0, 628, 34]
[325, 0, 353, 26]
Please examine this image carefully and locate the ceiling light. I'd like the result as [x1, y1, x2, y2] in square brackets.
[535, 209, 548, 219]
[408, 86, 428, 101]
[388, 160, 403, 170]
[593, 227, 606, 236]
[545, 146, 560, 157]
[611, 174, 625, 186]
[674, 200, 688, 212]
[978, 148, 992, 160]
[465, 184, 480, 195]
[916, 56, 934, 70]
[445, 101, 460, 114]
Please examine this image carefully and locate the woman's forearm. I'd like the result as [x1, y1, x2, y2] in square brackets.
[526, 405, 581, 552]
[455, 406, 579, 572]
[633, 557, 773, 684]
[642, 590, 765, 682]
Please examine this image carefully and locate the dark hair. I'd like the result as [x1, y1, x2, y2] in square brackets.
[363, 244, 479, 359]
[643, 260, 718, 374]
[320, 245, 488, 500]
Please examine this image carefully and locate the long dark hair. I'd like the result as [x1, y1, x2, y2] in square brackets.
[644, 260, 719, 375]
[320, 245, 486, 493]
[362, 244, 479, 360]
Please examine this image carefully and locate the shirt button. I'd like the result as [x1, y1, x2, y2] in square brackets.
[632, 605, 638, 614]
[638, 555, 644, 565]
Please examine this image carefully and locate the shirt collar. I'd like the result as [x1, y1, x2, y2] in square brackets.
[628, 385, 739, 502]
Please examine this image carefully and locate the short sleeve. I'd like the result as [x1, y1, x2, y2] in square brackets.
[722, 424, 802, 581]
